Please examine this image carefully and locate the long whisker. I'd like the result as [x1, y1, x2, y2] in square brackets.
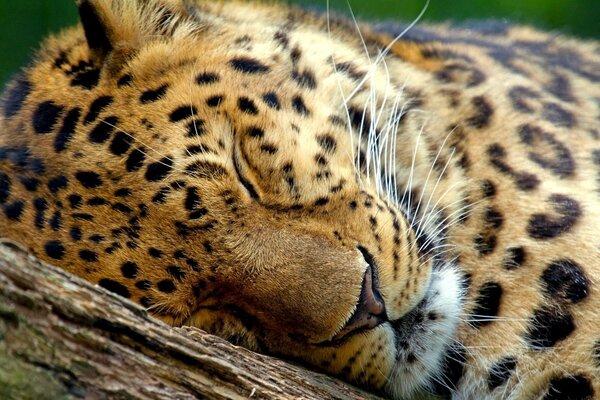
[413, 126, 458, 239]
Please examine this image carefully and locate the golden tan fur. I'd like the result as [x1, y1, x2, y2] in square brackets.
[1, 1, 599, 398]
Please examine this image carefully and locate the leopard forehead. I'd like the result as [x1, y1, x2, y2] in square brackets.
[25, 0, 404, 207]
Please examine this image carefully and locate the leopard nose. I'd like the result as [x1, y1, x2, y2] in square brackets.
[332, 265, 387, 341]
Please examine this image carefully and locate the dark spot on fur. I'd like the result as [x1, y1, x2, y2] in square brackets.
[238, 97, 258, 115]
[488, 357, 517, 390]
[152, 187, 170, 204]
[436, 63, 485, 87]
[98, 278, 130, 298]
[88, 197, 107, 206]
[121, 261, 138, 279]
[347, 106, 373, 135]
[518, 124, 574, 178]
[336, 61, 366, 81]
[548, 73, 575, 103]
[543, 102, 576, 128]
[3, 75, 31, 117]
[466, 96, 493, 128]
[525, 306, 575, 349]
[206, 95, 224, 107]
[594, 341, 600, 368]
[112, 203, 132, 214]
[541, 259, 589, 304]
[314, 197, 329, 206]
[167, 266, 186, 282]
[474, 234, 497, 256]
[89, 116, 118, 143]
[230, 57, 270, 74]
[292, 95, 310, 116]
[68, 194, 82, 209]
[317, 134, 337, 154]
[247, 126, 264, 138]
[50, 210, 62, 231]
[145, 158, 173, 181]
[256, 142, 276, 155]
[89, 234, 105, 243]
[528, 194, 581, 240]
[75, 171, 103, 188]
[185, 187, 200, 211]
[157, 279, 176, 293]
[196, 72, 219, 85]
[432, 344, 466, 396]
[136, 280, 152, 291]
[484, 207, 503, 229]
[290, 47, 302, 63]
[117, 74, 132, 87]
[509, 86, 540, 113]
[0, 146, 45, 175]
[70, 227, 82, 241]
[186, 119, 206, 137]
[0, 173, 10, 204]
[482, 180, 496, 197]
[148, 248, 163, 258]
[126, 147, 146, 172]
[488, 143, 539, 191]
[262, 92, 280, 109]
[20, 177, 39, 192]
[139, 296, 154, 307]
[72, 213, 94, 221]
[189, 208, 208, 220]
[503, 247, 526, 270]
[170, 105, 197, 122]
[33, 101, 64, 134]
[292, 69, 317, 89]
[48, 176, 69, 193]
[109, 132, 132, 156]
[174, 250, 186, 259]
[4, 200, 24, 221]
[186, 145, 211, 155]
[45, 240, 66, 260]
[140, 84, 169, 103]
[185, 161, 227, 178]
[79, 250, 98, 262]
[54, 107, 82, 152]
[543, 375, 594, 400]
[71, 69, 100, 90]
[33, 198, 48, 228]
[470, 282, 502, 328]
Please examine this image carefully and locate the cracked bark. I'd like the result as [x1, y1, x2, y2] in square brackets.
[0, 240, 382, 400]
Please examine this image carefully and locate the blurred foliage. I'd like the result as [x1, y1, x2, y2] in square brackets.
[1, 0, 599, 86]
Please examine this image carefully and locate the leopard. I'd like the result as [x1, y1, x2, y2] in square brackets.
[1, 0, 599, 398]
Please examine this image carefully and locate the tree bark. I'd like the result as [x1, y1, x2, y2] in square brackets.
[0, 239, 382, 400]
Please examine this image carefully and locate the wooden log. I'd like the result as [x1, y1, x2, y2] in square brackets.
[0, 239, 382, 400]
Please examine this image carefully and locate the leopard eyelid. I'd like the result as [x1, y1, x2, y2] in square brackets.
[233, 146, 260, 200]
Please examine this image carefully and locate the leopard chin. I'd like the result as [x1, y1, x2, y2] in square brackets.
[384, 264, 465, 399]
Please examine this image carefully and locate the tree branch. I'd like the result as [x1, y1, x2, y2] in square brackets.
[0, 240, 382, 400]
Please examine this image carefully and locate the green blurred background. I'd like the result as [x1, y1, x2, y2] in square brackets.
[1, 0, 599, 86]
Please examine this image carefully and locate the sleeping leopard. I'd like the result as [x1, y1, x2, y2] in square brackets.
[1, 0, 599, 398]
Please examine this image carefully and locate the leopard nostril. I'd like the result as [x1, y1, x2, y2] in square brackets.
[332, 264, 387, 341]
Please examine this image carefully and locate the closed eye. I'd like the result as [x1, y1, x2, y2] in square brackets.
[233, 149, 260, 199]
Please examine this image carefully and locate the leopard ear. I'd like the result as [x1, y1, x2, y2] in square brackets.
[77, 0, 188, 65]
[77, 0, 121, 61]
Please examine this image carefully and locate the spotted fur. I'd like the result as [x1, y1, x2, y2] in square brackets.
[1, 1, 599, 399]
